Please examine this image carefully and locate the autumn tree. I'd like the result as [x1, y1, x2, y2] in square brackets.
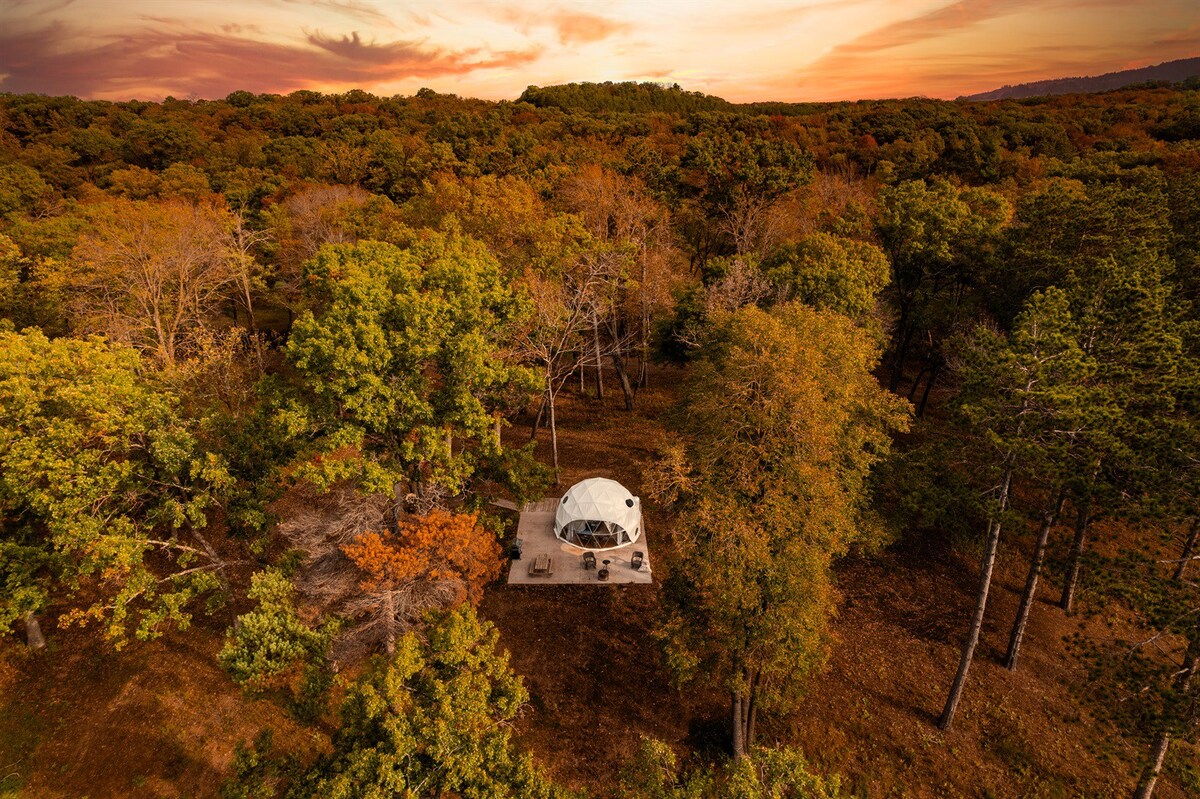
[653, 302, 908, 757]
[58, 198, 241, 369]
[515, 247, 617, 478]
[341, 510, 502, 655]
[0, 329, 233, 648]
[558, 164, 677, 394]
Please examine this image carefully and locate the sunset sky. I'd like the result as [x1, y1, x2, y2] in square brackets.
[1, 0, 1197, 102]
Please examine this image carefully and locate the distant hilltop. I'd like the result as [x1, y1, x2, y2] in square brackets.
[962, 56, 1200, 101]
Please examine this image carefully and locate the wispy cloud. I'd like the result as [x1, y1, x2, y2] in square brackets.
[0, 0, 76, 14]
[822, 0, 1039, 59]
[0, 22, 542, 98]
[1154, 23, 1200, 49]
[497, 6, 632, 46]
[276, 0, 395, 27]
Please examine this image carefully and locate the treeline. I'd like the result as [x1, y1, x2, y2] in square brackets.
[518, 81, 736, 113]
[0, 81, 1199, 797]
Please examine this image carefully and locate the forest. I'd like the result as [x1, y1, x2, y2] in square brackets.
[0, 78, 1199, 798]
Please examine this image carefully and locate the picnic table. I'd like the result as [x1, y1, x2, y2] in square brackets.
[527, 552, 554, 577]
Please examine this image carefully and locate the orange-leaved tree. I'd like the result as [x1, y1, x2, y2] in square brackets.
[341, 510, 501, 654]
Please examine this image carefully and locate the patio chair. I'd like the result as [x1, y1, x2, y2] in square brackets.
[582, 552, 596, 570]
[630, 551, 644, 570]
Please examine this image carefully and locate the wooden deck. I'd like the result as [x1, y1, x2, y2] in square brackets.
[505, 499, 653, 585]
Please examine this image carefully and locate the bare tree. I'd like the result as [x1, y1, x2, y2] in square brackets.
[558, 165, 678, 395]
[514, 253, 612, 480]
[274, 483, 498, 660]
[704, 257, 774, 316]
[227, 209, 271, 332]
[69, 199, 239, 369]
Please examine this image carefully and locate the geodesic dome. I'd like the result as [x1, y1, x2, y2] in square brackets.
[554, 477, 642, 551]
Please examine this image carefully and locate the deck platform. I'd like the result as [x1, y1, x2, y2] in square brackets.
[506, 498, 653, 585]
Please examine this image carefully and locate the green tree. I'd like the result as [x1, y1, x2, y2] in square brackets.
[1072, 547, 1200, 799]
[681, 132, 813, 265]
[0, 329, 232, 647]
[286, 233, 537, 496]
[761, 232, 890, 322]
[617, 739, 845, 799]
[935, 289, 1094, 729]
[285, 605, 567, 799]
[220, 569, 334, 687]
[1054, 239, 1180, 616]
[653, 302, 908, 757]
[876, 178, 1010, 403]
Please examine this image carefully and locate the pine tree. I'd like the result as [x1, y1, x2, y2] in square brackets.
[937, 289, 1092, 729]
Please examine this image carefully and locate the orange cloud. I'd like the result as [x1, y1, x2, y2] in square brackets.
[825, 0, 1040, 58]
[496, 6, 631, 46]
[0, 22, 542, 98]
[551, 10, 631, 45]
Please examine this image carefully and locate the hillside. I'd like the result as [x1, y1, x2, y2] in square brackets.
[963, 56, 1200, 100]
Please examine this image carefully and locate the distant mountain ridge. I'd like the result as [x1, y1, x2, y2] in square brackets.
[962, 57, 1200, 101]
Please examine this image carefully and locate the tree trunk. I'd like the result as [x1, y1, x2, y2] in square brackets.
[383, 591, 396, 655]
[888, 305, 914, 392]
[730, 691, 746, 760]
[1004, 487, 1066, 670]
[610, 352, 636, 411]
[593, 320, 604, 400]
[907, 364, 930, 400]
[916, 361, 941, 418]
[530, 393, 547, 442]
[23, 612, 45, 650]
[1060, 499, 1092, 615]
[1172, 516, 1200, 582]
[1133, 632, 1200, 799]
[549, 388, 560, 482]
[1133, 732, 1171, 799]
[639, 257, 650, 390]
[745, 671, 760, 748]
[938, 467, 1012, 731]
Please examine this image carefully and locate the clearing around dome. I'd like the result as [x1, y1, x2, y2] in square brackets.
[506, 479, 653, 585]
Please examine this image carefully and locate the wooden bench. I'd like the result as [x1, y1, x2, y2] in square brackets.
[527, 553, 553, 577]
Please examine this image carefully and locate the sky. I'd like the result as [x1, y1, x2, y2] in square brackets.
[0, 0, 1198, 102]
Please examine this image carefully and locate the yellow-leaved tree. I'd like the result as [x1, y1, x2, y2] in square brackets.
[652, 302, 909, 758]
